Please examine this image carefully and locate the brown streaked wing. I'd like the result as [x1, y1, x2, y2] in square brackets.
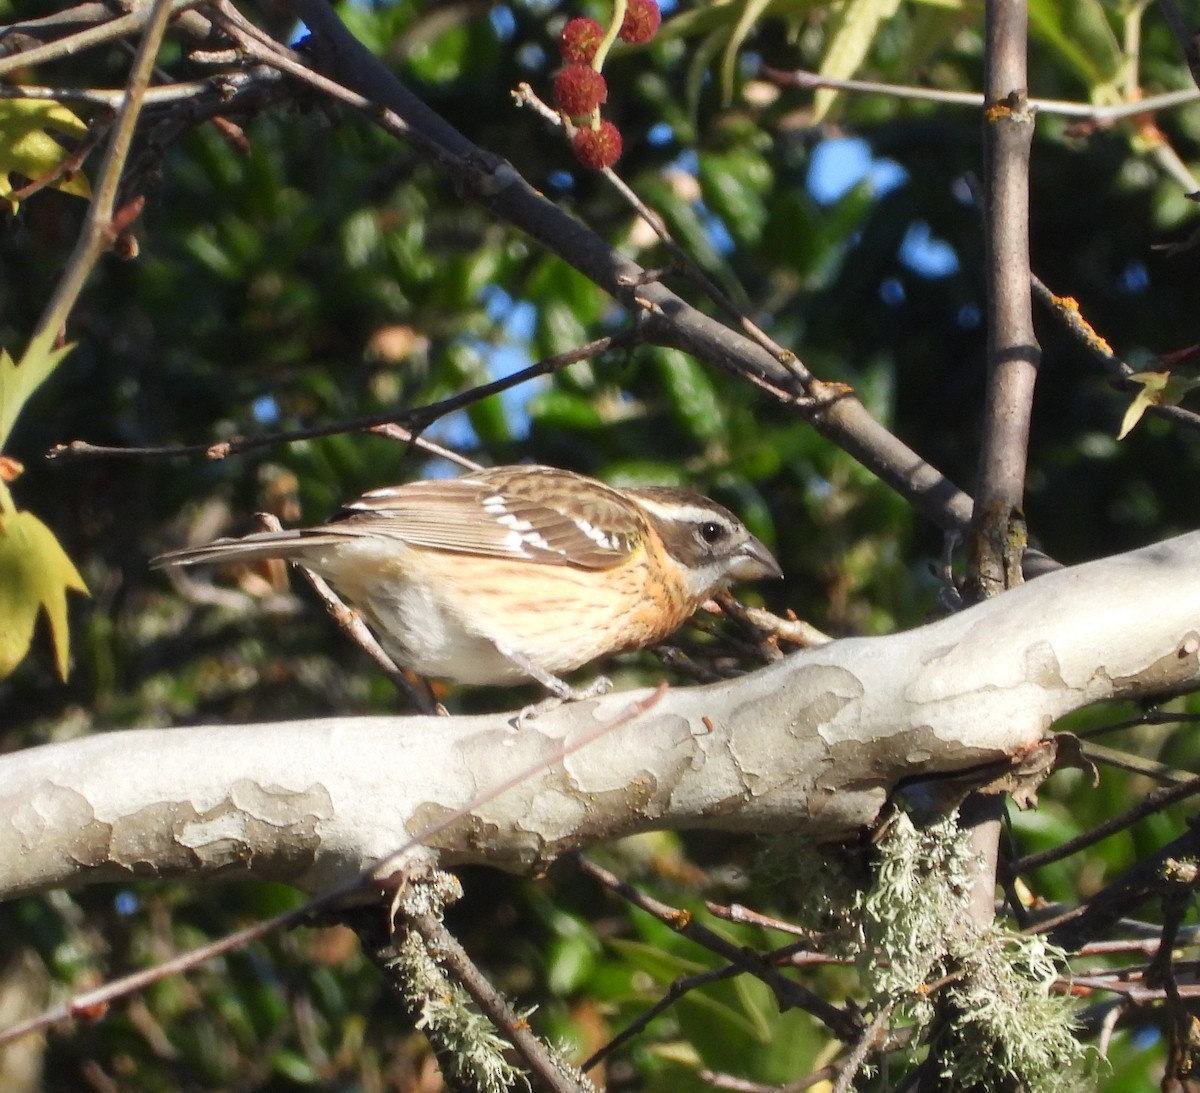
[331, 466, 647, 570]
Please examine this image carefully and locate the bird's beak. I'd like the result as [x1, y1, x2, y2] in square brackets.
[730, 534, 783, 581]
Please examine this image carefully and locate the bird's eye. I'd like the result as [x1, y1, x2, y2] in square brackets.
[699, 521, 727, 544]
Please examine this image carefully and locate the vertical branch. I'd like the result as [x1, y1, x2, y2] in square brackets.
[960, 0, 1039, 1009]
[965, 0, 1040, 605]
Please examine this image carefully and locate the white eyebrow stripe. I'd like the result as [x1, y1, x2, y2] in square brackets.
[632, 498, 732, 525]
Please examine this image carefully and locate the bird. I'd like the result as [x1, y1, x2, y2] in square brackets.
[152, 464, 783, 698]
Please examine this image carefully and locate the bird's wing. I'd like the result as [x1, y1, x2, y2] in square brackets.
[338, 467, 644, 569]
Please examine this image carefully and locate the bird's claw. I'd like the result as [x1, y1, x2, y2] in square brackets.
[512, 675, 613, 727]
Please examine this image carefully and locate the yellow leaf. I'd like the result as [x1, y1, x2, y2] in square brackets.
[814, 0, 903, 123]
[0, 504, 88, 680]
[1118, 370, 1200, 439]
[0, 99, 92, 211]
[0, 333, 74, 449]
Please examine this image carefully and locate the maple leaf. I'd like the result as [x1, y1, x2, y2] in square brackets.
[1118, 369, 1200, 439]
[0, 333, 88, 678]
[0, 99, 92, 211]
[0, 500, 89, 680]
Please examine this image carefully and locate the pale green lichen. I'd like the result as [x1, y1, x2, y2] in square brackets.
[857, 811, 1092, 1092]
[752, 832, 873, 943]
[940, 931, 1093, 1091]
[389, 929, 528, 1093]
[383, 869, 530, 1093]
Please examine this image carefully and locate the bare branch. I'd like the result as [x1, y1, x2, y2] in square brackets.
[965, 0, 1040, 603]
[33, 0, 182, 346]
[404, 906, 593, 1093]
[276, 0, 978, 537]
[0, 687, 668, 1047]
[48, 332, 635, 462]
[0, 0, 204, 80]
[764, 66, 1200, 122]
[575, 855, 862, 1042]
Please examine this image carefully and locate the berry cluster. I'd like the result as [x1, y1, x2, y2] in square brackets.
[552, 0, 662, 170]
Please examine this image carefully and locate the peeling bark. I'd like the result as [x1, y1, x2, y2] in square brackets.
[2, 532, 1199, 902]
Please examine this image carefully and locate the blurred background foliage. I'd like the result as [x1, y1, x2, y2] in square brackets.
[2, 0, 1200, 1087]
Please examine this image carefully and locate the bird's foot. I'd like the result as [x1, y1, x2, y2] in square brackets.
[512, 675, 613, 727]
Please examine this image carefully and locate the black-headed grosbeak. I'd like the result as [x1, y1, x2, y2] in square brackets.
[153, 464, 782, 695]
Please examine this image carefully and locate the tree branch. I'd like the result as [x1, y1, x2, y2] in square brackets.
[278, 0, 977, 537]
[966, 0, 1040, 602]
[3, 532, 1198, 904]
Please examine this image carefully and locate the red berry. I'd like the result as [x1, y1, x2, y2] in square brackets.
[572, 121, 622, 169]
[560, 17, 604, 64]
[619, 0, 661, 44]
[553, 64, 608, 118]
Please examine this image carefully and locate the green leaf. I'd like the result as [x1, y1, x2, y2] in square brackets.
[0, 334, 74, 450]
[1028, 0, 1122, 95]
[528, 389, 605, 431]
[0, 99, 91, 210]
[653, 348, 727, 445]
[720, 0, 776, 106]
[527, 258, 607, 356]
[698, 150, 771, 248]
[814, 0, 904, 123]
[607, 937, 707, 982]
[467, 394, 511, 445]
[0, 499, 88, 681]
[545, 933, 599, 995]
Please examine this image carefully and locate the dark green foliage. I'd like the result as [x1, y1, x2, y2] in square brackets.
[4, 0, 1200, 1087]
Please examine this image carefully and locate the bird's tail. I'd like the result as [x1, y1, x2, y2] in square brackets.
[151, 529, 347, 569]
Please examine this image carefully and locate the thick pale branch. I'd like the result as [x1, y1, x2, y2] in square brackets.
[2, 532, 1199, 903]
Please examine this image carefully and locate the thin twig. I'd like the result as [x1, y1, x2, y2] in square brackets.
[0, 0, 203, 82]
[366, 424, 483, 471]
[1031, 823, 1200, 949]
[1079, 932, 1200, 956]
[831, 1003, 894, 1093]
[700, 1067, 839, 1093]
[1081, 741, 1197, 785]
[574, 854, 862, 1042]
[33, 0, 180, 345]
[0, 70, 281, 108]
[1031, 275, 1200, 435]
[1075, 708, 1200, 741]
[7, 112, 111, 204]
[728, 604, 833, 648]
[580, 933, 840, 1071]
[705, 901, 829, 941]
[252, 513, 435, 713]
[764, 66, 1200, 121]
[581, 960, 752, 1069]
[48, 331, 637, 462]
[1011, 770, 1200, 875]
[602, 170, 813, 385]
